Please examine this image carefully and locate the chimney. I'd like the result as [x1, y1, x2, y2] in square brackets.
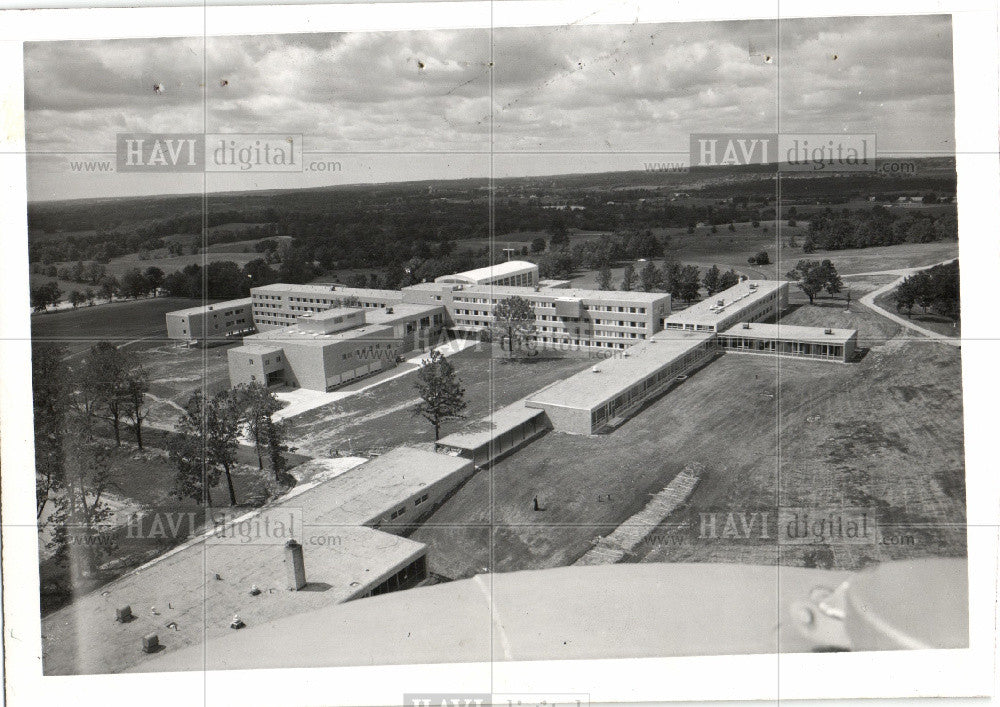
[285, 539, 306, 590]
[115, 605, 134, 623]
[141, 633, 160, 653]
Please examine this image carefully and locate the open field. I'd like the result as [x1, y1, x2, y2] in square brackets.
[569, 241, 959, 290]
[30, 296, 210, 357]
[138, 341, 239, 427]
[412, 304, 965, 579]
[285, 348, 597, 457]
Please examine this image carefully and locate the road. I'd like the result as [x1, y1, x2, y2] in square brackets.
[852, 259, 960, 348]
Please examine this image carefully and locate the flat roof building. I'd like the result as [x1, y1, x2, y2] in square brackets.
[663, 280, 789, 333]
[228, 304, 445, 392]
[165, 298, 254, 344]
[434, 260, 538, 287]
[402, 282, 671, 352]
[251, 283, 403, 330]
[718, 322, 858, 363]
[435, 400, 549, 467]
[40, 447, 476, 675]
[526, 330, 716, 434]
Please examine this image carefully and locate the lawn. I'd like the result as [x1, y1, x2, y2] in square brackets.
[568, 240, 959, 289]
[411, 304, 965, 580]
[284, 348, 597, 457]
[30, 296, 211, 357]
[138, 340, 239, 428]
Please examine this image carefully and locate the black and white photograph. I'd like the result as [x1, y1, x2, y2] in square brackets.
[1, 1, 998, 705]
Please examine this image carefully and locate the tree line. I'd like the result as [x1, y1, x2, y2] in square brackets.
[32, 341, 291, 574]
[804, 207, 957, 252]
[893, 260, 960, 320]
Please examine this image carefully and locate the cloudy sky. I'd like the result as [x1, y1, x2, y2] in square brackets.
[24, 14, 954, 201]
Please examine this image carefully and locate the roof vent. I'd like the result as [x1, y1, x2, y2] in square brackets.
[386, 307, 394, 314]
[824, 328, 833, 335]
[743, 323, 751, 329]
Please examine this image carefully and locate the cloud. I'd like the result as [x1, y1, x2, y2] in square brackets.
[22, 14, 954, 198]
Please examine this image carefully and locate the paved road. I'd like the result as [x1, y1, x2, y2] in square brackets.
[855, 259, 960, 348]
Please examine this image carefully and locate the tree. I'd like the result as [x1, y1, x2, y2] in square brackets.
[171, 392, 220, 507]
[639, 261, 662, 292]
[676, 265, 702, 303]
[235, 383, 286, 477]
[121, 268, 149, 299]
[98, 275, 120, 302]
[620, 263, 636, 291]
[45, 419, 117, 575]
[786, 259, 842, 304]
[84, 288, 96, 306]
[144, 266, 165, 295]
[597, 263, 613, 291]
[718, 269, 740, 291]
[748, 251, 770, 265]
[122, 365, 150, 450]
[68, 290, 86, 308]
[33, 342, 69, 520]
[413, 350, 467, 440]
[493, 296, 536, 358]
[81, 342, 133, 446]
[702, 265, 721, 295]
[206, 391, 244, 506]
[530, 237, 547, 253]
[171, 390, 243, 506]
[31, 282, 62, 312]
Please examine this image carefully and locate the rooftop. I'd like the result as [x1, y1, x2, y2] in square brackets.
[292, 446, 474, 527]
[41, 447, 474, 675]
[436, 400, 546, 453]
[251, 283, 403, 300]
[242, 323, 394, 347]
[720, 322, 857, 345]
[664, 280, 788, 326]
[457, 284, 670, 304]
[434, 260, 537, 283]
[134, 561, 884, 672]
[526, 329, 715, 411]
[165, 298, 252, 317]
[40, 514, 425, 675]
[362, 302, 444, 325]
[299, 306, 364, 321]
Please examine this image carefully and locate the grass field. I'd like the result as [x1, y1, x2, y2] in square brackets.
[139, 340, 239, 427]
[285, 348, 597, 457]
[30, 296, 211, 357]
[411, 302, 965, 579]
[569, 240, 959, 290]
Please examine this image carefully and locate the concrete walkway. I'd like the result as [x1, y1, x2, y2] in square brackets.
[855, 259, 960, 348]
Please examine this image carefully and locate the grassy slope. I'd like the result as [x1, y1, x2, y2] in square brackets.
[412, 295, 965, 579]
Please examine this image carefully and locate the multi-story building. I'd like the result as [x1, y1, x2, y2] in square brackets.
[250, 283, 404, 331]
[164, 298, 254, 344]
[226, 303, 445, 392]
[663, 280, 789, 333]
[401, 282, 671, 352]
[434, 260, 538, 287]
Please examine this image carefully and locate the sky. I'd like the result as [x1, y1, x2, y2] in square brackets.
[23, 14, 955, 201]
